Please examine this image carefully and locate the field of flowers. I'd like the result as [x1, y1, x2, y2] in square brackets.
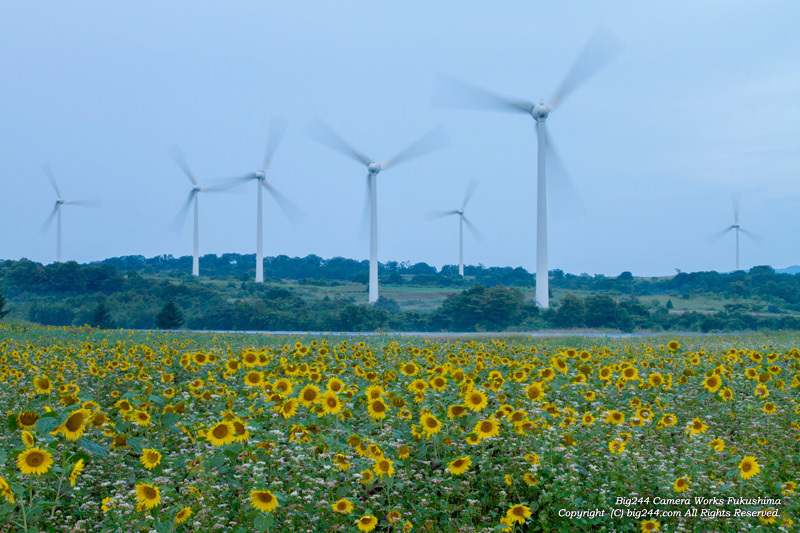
[0, 324, 798, 532]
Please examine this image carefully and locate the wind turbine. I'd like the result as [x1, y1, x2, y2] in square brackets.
[41, 165, 99, 263]
[434, 28, 622, 308]
[225, 118, 303, 283]
[709, 194, 761, 271]
[427, 181, 482, 276]
[307, 120, 447, 303]
[170, 147, 230, 277]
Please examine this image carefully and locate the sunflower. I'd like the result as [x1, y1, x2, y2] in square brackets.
[18, 447, 54, 475]
[373, 457, 395, 478]
[739, 456, 761, 480]
[135, 483, 161, 510]
[667, 340, 680, 351]
[17, 411, 39, 430]
[57, 408, 91, 441]
[356, 515, 379, 532]
[21, 430, 35, 448]
[783, 482, 797, 495]
[605, 410, 625, 425]
[0, 476, 15, 504]
[447, 404, 467, 419]
[334, 454, 350, 471]
[174, 506, 192, 525]
[701, 374, 721, 393]
[34, 376, 53, 394]
[474, 419, 500, 441]
[320, 392, 343, 415]
[621, 367, 639, 381]
[360, 469, 375, 484]
[708, 438, 725, 452]
[718, 387, 733, 402]
[232, 419, 250, 442]
[581, 413, 596, 426]
[298, 385, 320, 407]
[332, 498, 354, 514]
[608, 439, 626, 454]
[101, 496, 115, 513]
[249, 490, 279, 512]
[464, 389, 488, 411]
[206, 421, 236, 447]
[673, 475, 691, 493]
[280, 398, 299, 419]
[367, 398, 389, 420]
[420, 412, 442, 437]
[640, 520, 660, 532]
[401, 362, 419, 376]
[326, 377, 345, 393]
[244, 371, 263, 388]
[660, 414, 677, 426]
[506, 504, 532, 525]
[69, 458, 85, 486]
[429, 376, 448, 391]
[447, 456, 471, 475]
[648, 373, 664, 387]
[687, 418, 708, 435]
[131, 410, 152, 427]
[762, 402, 776, 414]
[141, 448, 162, 470]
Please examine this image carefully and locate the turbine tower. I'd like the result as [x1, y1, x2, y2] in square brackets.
[170, 147, 229, 277]
[428, 181, 482, 276]
[307, 120, 447, 303]
[41, 165, 99, 262]
[226, 118, 303, 283]
[709, 194, 760, 271]
[435, 28, 622, 308]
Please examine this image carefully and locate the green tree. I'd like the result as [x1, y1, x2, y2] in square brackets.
[155, 300, 185, 329]
[553, 294, 586, 328]
[89, 300, 114, 329]
[0, 291, 10, 319]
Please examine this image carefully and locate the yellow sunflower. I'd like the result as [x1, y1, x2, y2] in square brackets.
[0, 476, 15, 504]
[17, 411, 39, 430]
[57, 408, 91, 441]
[447, 404, 467, 419]
[135, 483, 161, 510]
[21, 430, 35, 448]
[356, 515, 378, 532]
[280, 398, 299, 419]
[420, 412, 442, 437]
[332, 498, 354, 514]
[34, 376, 53, 394]
[465, 389, 488, 411]
[69, 458, 85, 486]
[298, 385, 320, 407]
[140, 448, 162, 470]
[249, 490, 279, 512]
[373, 457, 395, 478]
[206, 421, 236, 447]
[447, 456, 471, 475]
[474, 419, 500, 441]
[367, 398, 389, 420]
[506, 504, 532, 525]
[703, 375, 722, 393]
[320, 391, 343, 415]
[174, 506, 192, 525]
[708, 438, 725, 452]
[244, 371, 263, 388]
[687, 418, 708, 435]
[604, 410, 625, 425]
[18, 447, 54, 475]
[640, 520, 660, 532]
[739, 456, 761, 480]
[673, 475, 691, 493]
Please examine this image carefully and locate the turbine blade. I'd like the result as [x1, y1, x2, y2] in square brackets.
[306, 118, 372, 167]
[732, 193, 741, 225]
[545, 128, 586, 216]
[547, 26, 623, 111]
[40, 204, 58, 234]
[461, 179, 478, 211]
[63, 199, 102, 209]
[262, 181, 305, 225]
[169, 145, 198, 186]
[170, 191, 195, 232]
[43, 164, 62, 197]
[425, 209, 459, 221]
[462, 215, 484, 242]
[219, 173, 257, 189]
[432, 74, 534, 114]
[380, 126, 448, 171]
[739, 227, 763, 245]
[263, 116, 288, 171]
[707, 225, 735, 245]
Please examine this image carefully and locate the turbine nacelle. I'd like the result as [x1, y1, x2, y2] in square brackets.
[532, 101, 549, 121]
[457, 209, 464, 216]
[368, 162, 382, 174]
[192, 185, 202, 193]
[255, 170, 266, 181]
[56, 198, 65, 205]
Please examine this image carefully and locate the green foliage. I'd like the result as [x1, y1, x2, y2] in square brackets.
[0, 291, 9, 319]
[155, 300, 184, 329]
[89, 300, 115, 329]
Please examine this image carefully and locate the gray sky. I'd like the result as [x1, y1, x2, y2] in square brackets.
[1, 1, 799, 276]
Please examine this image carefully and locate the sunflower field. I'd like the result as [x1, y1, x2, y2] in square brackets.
[0, 325, 798, 533]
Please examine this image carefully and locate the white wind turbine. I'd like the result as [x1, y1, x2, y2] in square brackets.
[434, 28, 622, 308]
[170, 147, 231, 277]
[427, 181, 482, 276]
[41, 165, 99, 263]
[225, 118, 303, 283]
[709, 194, 761, 271]
[307, 120, 447, 303]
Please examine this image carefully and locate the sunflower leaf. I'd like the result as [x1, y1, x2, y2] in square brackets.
[254, 514, 273, 531]
[7, 414, 18, 431]
[34, 417, 60, 435]
[78, 438, 108, 457]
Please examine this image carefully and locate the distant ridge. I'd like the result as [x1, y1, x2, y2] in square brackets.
[776, 266, 800, 275]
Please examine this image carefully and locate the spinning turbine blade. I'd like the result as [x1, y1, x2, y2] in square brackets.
[169, 146, 198, 186]
[43, 165, 62, 197]
[263, 117, 288, 171]
[380, 126, 449, 171]
[707, 225, 736, 245]
[40, 204, 58, 234]
[544, 127, 586, 215]
[732, 193, 741, 224]
[739, 227, 763, 245]
[262, 181, 304, 225]
[462, 216, 484, 242]
[306, 119, 372, 166]
[461, 180, 478, 211]
[425, 209, 459, 220]
[170, 191, 195, 231]
[433, 74, 534, 114]
[547, 26, 623, 111]
[64, 199, 101, 208]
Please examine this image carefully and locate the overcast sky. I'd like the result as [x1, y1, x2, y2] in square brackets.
[1, 1, 799, 277]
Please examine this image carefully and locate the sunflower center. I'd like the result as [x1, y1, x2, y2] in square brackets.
[337, 502, 347, 510]
[26, 452, 43, 466]
[327, 398, 337, 407]
[65, 413, 84, 432]
[147, 452, 159, 462]
[213, 425, 229, 439]
[20, 412, 37, 425]
[480, 421, 493, 433]
[143, 486, 157, 499]
[426, 418, 438, 428]
[372, 401, 385, 412]
[258, 492, 273, 503]
[453, 459, 464, 468]
[379, 460, 389, 471]
[742, 462, 752, 472]
[39, 379, 50, 389]
[303, 390, 317, 401]
[512, 507, 524, 516]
